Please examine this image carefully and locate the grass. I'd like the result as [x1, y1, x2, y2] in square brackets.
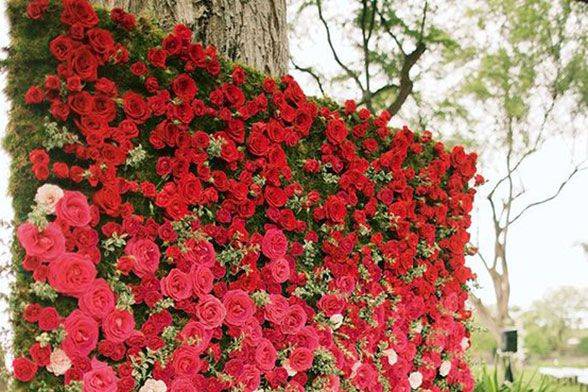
[473, 365, 583, 392]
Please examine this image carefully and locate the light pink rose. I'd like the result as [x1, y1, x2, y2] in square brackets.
[34, 184, 64, 214]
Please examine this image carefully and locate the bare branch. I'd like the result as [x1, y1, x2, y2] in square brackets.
[418, 0, 429, 41]
[315, 0, 365, 94]
[386, 42, 426, 115]
[508, 163, 587, 225]
[291, 60, 326, 96]
[376, 8, 406, 55]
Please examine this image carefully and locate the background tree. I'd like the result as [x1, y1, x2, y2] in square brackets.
[290, 0, 588, 343]
[93, 0, 289, 75]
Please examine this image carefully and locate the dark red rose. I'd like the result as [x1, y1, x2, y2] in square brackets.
[25, 86, 45, 104]
[67, 46, 99, 81]
[61, 0, 99, 27]
[324, 195, 347, 223]
[13, 357, 38, 382]
[87, 28, 115, 57]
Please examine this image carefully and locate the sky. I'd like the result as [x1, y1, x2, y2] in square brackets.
[0, 0, 586, 328]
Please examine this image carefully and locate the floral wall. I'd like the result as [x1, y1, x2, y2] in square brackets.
[5, 0, 480, 391]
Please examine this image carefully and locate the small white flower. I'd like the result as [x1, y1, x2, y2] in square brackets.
[330, 313, 344, 329]
[46, 348, 71, 376]
[413, 322, 423, 334]
[409, 371, 423, 389]
[283, 361, 297, 377]
[139, 379, 167, 392]
[34, 184, 64, 214]
[439, 360, 452, 377]
[382, 348, 398, 366]
[350, 361, 362, 378]
[460, 337, 469, 351]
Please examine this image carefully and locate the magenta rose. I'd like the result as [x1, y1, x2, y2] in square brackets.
[161, 268, 192, 301]
[264, 294, 289, 324]
[191, 265, 214, 295]
[78, 278, 115, 320]
[196, 295, 226, 329]
[102, 309, 135, 343]
[82, 359, 118, 392]
[172, 345, 204, 376]
[178, 321, 212, 353]
[124, 238, 160, 278]
[62, 310, 99, 357]
[48, 252, 97, 297]
[55, 190, 91, 227]
[261, 228, 288, 260]
[223, 289, 255, 327]
[185, 239, 216, 267]
[255, 338, 277, 371]
[17, 222, 65, 261]
[289, 347, 314, 372]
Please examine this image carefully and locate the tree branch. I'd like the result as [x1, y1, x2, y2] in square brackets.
[315, 0, 365, 94]
[508, 163, 587, 225]
[291, 60, 326, 96]
[386, 42, 426, 115]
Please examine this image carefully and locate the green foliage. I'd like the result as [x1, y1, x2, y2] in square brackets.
[577, 336, 588, 356]
[474, 366, 555, 392]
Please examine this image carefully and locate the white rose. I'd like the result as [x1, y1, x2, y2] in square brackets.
[34, 184, 64, 214]
[329, 313, 344, 329]
[409, 371, 423, 389]
[460, 337, 469, 351]
[139, 379, 167, 392]
[46, 348, 71, 376]
[439, 360, 452, 377]
[382, 348, 398, 365]
[283, 361, 297, 377]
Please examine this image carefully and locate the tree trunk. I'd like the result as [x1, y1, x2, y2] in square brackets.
[93, 0, 289, 76]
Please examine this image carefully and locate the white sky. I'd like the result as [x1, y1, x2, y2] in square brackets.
[0, 0, 586, 333]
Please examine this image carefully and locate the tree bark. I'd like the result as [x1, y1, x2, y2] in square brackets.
[93, 0, 289, 76]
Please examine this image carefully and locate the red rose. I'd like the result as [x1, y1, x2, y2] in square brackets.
[62, 310, 99, 357]
[79, 278, 115, 320]
[325, 118, 348, 144]
[184, 239, 216, 268]
[196, 295, 226, 329]
[247, 131, 270, 156]
[179, 321, 212, 353]
[280, 305, 307, 335]
[67, 46, 99, 81]
[93, 186, 122, 217]
[147, 48, 168, 68]
[324, 195, 347, 223]
[161, 268, 192, 301]
[289, 347, 313, 372]
[61, 0, 99, 27]
[87, 28, 115, 57]
[26, 3, 46, 20]
[317, 294, 345, 317]
[172, 74, 198, 102]
[38, 306, 61, 331]
[17, 222, 65, 261]
[223, 289, 255, 326]
[48, 252, 97, 297]
[124, 238, 160, 278]
[264, 186, 288, 208]
[102, 309, 135, 343]
[55, 191, 91, 227]
[29, 343, 51, 366]
[261, 228, 288, 260]
[25, 86, 44, 104]
[255, 338, 277, 370]
[12, 357, 38, 382]
[50, 35, 74, 61]
[83, 359, 118, 392]
[122, 92, 151, 123]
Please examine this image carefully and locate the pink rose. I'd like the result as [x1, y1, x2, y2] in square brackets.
[268, 258, 290, 283]
[48, 253, 97, 297]
[237, 364, 261, 392]
[196, 295, 226, 329]
[78, 278, 115, 320]
[17, 222, 65, 261]
[62, 310, 99, 358]
[317, 294, 345, 317]
[261, 228, 288, 259]
[184, 239, 216, 267]
[223, 289, 255, 326]
[83, 359, 118, 392]
[264, 294, 289, 324]
[178, 321, 212, 353]
[161, 268, 192, 301]
[102, 309, 135, 343]
[280, 305, 307, 335]
[55, 190, 91, 227]
[289, 347, 314, 372]
[169, 377, 196, 392]
[124, 238, 160, 278]
[191, 265, 214, 295]
[171, 345, 204, 376]
[255, 338, 277, 370]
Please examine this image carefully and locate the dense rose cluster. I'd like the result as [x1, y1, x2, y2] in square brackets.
[12, 0, 480, 391]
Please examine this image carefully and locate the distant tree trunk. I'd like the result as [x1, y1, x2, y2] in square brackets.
[93, 0, 289, 76]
